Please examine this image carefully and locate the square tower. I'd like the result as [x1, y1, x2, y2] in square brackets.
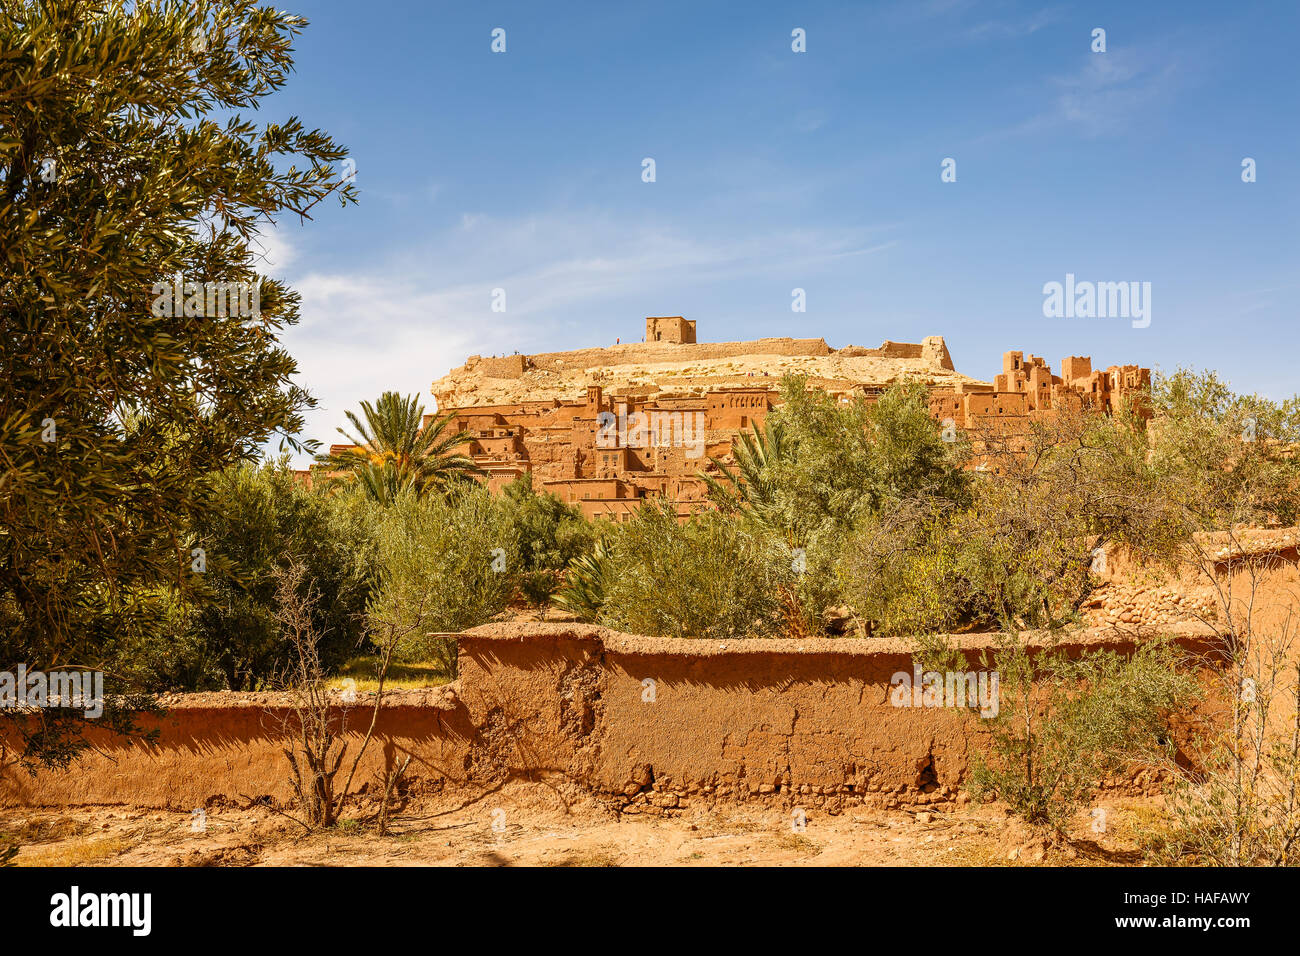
[646, 316, 696, 344]
[1060, 356, 1092, 385]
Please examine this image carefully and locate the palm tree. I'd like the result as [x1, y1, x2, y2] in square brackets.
[551, 539, 612, 622]
[352, 458, 420, 504]
[321, 391, 481, 501]
[699, 419, 816, 638]
[699, 418, 798, 542]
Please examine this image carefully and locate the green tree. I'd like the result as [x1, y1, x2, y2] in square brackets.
[840, 399, 1176, 638]
[764, 376, 970, 532]
[187, 462, 374, 690]
[497, 473, 597, 604]
[701, 377, 972, 636]
[0, 0, 355, 764]
[1147, 368, 1300, 532]
[703, 377, 970, 542]
[106, 461, 375, 692]
[1137, 370, 1300, 865]
[552, 538, 613, 623]
[498, 474, 596, 570]
[701, 419, 795, 538]
[838, 501, 972, 637]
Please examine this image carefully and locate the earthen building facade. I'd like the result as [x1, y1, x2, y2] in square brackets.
[329, 318, 1151, 519]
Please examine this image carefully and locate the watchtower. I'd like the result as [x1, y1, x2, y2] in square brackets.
[645, 316, 697, 344]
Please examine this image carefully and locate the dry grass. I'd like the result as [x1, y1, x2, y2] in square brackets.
[942, 839, 1008, 867]
[546, 848, 621, 867]
[0, 814, 92, 846]
[17, 836, 128, 867]
[713, 815, 763, 835]
[772, 832, 821, 854]
[328, 656, 451, 693]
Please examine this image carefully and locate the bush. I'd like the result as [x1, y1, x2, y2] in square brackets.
[366, 485, 520, 675]
[596, 502, 788, 640]
[120, 461, 376, 691]
[757, 376, 971, 536]
[969, 638, 1200, 833]
[552, 539, 614, 622]
[497, 474, 598, 572]
[1148, 368, 1300, 529]
[837, 400, 1178, 637]
[519, 570, 559, 606]
[837, 502, 970, 637]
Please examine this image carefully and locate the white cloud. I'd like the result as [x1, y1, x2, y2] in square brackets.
[280, 272, 492, 463]
[962, 6, 1063, 42]
[970, 41, 1192, 146]
[1048, 48, 1181, 136]
[249, 224, 297, 271]
[274, 211, 897, 465]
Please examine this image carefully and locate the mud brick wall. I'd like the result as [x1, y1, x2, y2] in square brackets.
[0, 688, 472, 810]
[455, 623, 1223, 814]
[518, 337, 833, 375]
[3, 623, 1222, 811]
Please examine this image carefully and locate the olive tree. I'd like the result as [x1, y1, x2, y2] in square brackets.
[0, 0, 355, 765]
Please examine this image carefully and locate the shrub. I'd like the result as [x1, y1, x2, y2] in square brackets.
[596, 502, 787, 640]
[121, 461, 376, 691]
[1142, 548, 1300, 865]
[498, 474, 598, 572]
[519, 570, 559, 606]
[837, 400, 1180, 637]
[754, 376, 971, 537]
[552, 539, 614, 622]
[837, 502, 971, 637]
[366, 485, 519, 675]
[969, 638, 1200, 833]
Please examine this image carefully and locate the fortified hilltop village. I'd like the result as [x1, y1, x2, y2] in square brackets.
[326, 317, 1150, 520]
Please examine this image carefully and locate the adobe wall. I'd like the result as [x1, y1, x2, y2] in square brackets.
[1087, 531, 1300, 633]
[3, 623, 1222, 812]
[465, 337, 834, 379]
[0, 687, 471, 810]
[474, 354, 527, 379]
[456, 624, 1222, 813]
[871, 341, 924, 359]
[921, 335, 955, 371]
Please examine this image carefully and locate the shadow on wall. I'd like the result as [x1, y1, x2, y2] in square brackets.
[1, 621, 1231, 812]
[0, 698, 475, 810]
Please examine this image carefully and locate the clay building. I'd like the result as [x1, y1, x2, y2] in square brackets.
[645, 316, 697, 344]
[324, 317, 1150, 518]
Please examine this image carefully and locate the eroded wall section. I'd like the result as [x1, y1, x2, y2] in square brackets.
[3, 624, 1220, 811]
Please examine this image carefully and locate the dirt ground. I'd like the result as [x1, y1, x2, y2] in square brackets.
[2, 782, 1158, 867]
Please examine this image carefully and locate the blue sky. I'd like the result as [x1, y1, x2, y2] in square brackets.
[253, 0, 1299, 456]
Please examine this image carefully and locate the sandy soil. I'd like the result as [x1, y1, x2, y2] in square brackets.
[2, 782, 1155, 867]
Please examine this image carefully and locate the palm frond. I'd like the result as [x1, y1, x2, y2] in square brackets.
[699, 419, 794, 539]
[552, 540, 612, 622]
[318, 392, 483, 499]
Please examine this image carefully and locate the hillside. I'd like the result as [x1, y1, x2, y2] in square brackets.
[431, 328, 984, 409]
